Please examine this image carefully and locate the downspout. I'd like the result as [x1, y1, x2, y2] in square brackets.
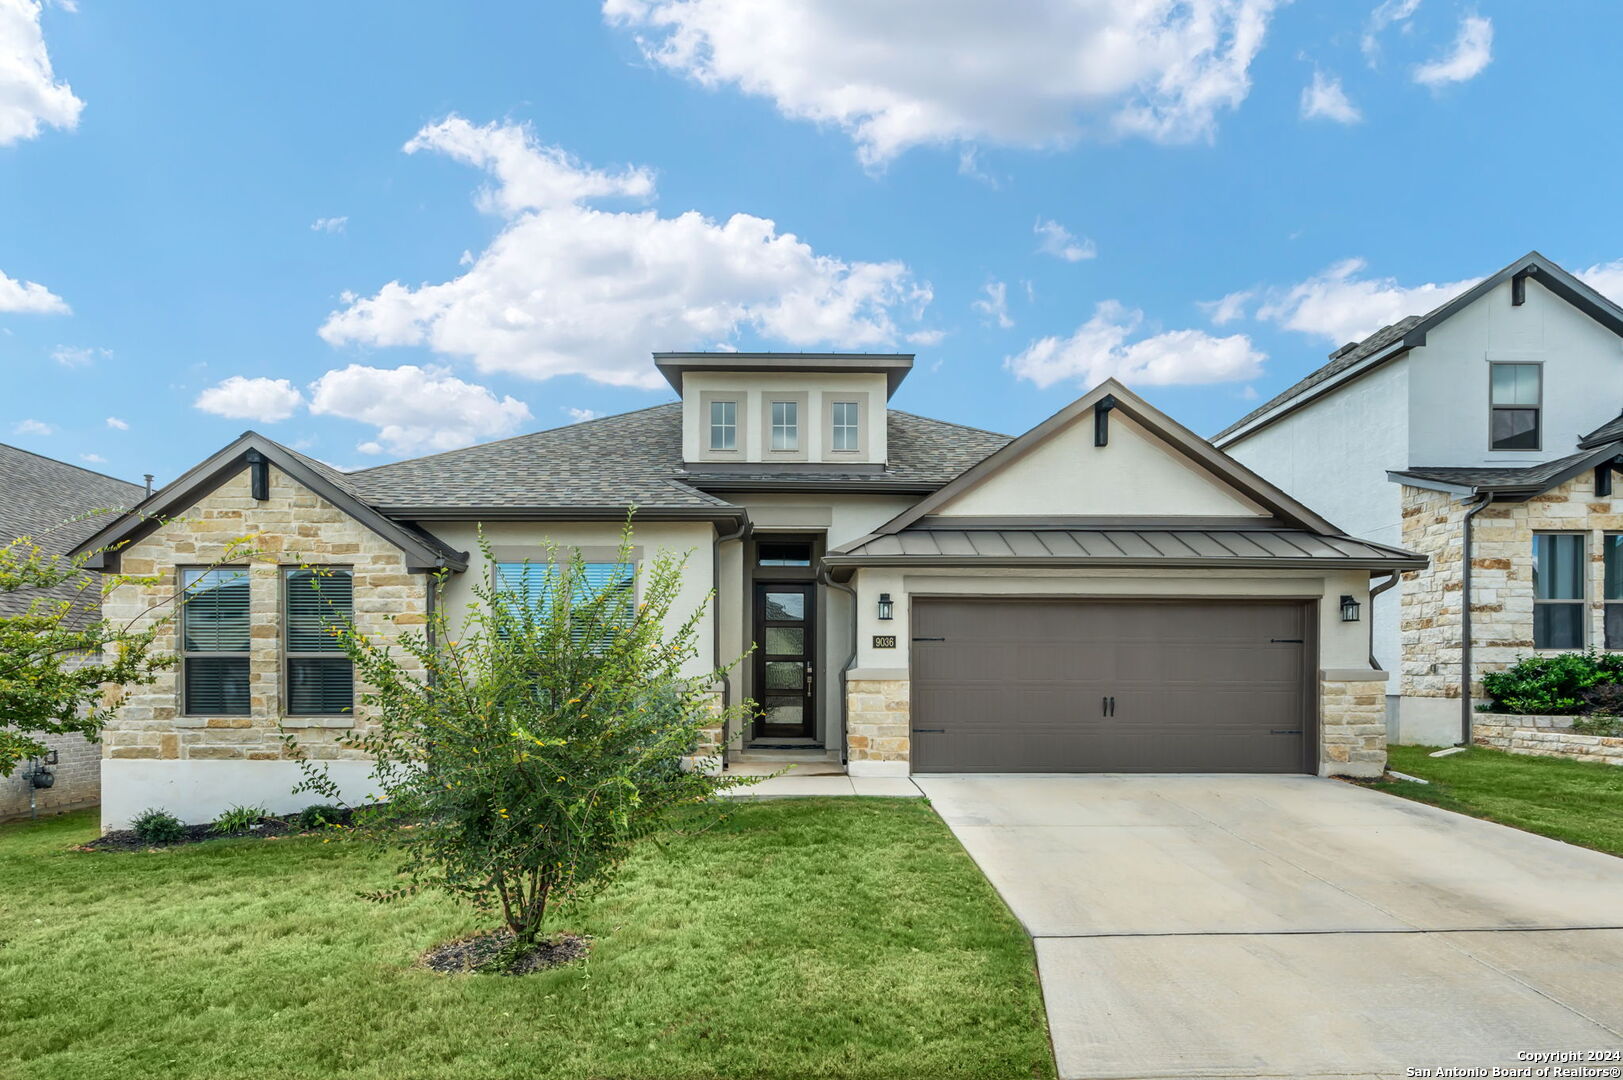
[818, 566, 858, 768]
[1366, 571, 1399, 670]
[1459, 493, 1495, 746]
[713, 515, 752, 767]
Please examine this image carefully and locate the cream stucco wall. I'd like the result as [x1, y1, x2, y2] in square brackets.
[938, 410, 1269, 519]
[679, 371, 890, 464]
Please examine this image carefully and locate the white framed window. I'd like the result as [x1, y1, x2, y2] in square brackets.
[771, 400, 799, 451]
[495, 560, 635, 648]
[284, 567, 354, 716]
[1532, 532, 1585, 649]
[709, 400, 737, 451]
[1490, 362, 1541, 451]
[181, 567, 252, 716]
[830, 401, 860, 452]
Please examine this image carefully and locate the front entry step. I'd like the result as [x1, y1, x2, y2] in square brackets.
[729, 749, 844, 777]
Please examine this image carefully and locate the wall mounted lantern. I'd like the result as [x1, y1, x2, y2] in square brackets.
[877, 593, 894, 621]
[1340, 595, 1361, 623]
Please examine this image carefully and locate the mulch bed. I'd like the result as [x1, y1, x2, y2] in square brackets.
[422, 929, 592, 976]
[78, 809, 359, 852]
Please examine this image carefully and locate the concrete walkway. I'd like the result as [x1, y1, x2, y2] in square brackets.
[720, 771, 922, 798]
[916, 774, 1623, 1080]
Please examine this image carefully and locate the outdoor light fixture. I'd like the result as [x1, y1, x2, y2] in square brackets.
[877, 593, 894, 620]
[1340, 595, 1361, 622]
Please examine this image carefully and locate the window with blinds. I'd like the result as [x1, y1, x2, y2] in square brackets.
[181, 568, 252, 715]
[495, 561, 635, 647]
[284, 567, 354, 715]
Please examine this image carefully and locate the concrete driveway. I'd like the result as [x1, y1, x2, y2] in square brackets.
[915, 774, 1623, 1080]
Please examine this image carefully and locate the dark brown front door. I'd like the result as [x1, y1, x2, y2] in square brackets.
[910, 599, 1312, 773]
[753, 583, 815, 739]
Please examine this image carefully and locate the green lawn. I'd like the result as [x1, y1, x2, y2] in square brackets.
[1371, 744, 1623, 857]
[0, 799, 1053, 1080]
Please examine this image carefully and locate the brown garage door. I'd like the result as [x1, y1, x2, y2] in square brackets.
[910, 599, 1312, 773]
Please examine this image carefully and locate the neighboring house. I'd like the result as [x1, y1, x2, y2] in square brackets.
[77, 355, 1421, 829]
[0, 443, 145, 821]
[1216, 252, 1623, 747]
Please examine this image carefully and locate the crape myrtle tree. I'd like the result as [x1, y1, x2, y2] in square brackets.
[288, 521, 758, 947]
[0, 526, 258, 776]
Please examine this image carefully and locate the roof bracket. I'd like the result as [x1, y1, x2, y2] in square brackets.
[1094, 394, 1117, 447]
[244, 450, 269, 501]
[1599, 459, 1619, 498]
[1511, 269, 1530, 307]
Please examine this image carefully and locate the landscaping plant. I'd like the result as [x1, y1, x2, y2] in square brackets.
[130, 808, 186, 845]
[286, 521, 757, 952]
[210, 804, 268, 835]
[295, 804, 345, 830]
[1479, 650, 1623, 715]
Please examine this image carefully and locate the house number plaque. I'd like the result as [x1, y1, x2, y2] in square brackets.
[872, 635, 897, 649]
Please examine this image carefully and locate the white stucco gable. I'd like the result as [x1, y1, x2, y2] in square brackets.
[935, 406, 1269, 519]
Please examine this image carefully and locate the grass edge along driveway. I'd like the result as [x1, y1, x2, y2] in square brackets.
[0, 797, 1055, 1080]
[1371, 744, 1623, 857]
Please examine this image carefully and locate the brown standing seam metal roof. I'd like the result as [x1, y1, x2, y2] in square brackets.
[822, 524, 1426, 570]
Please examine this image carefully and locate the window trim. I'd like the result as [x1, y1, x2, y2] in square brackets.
[1532, 531, 1586, 651]
[1488, 360, 1543, 452]
[696, 391, 746, 462]
[1605, 532, 1623, 650]
[492, 556, 640, 650]
[822, 391, 871, 459]
[179, 565, 253, 717]
[282, 565, 355, 718]
[708, 398, 738, 453]
[759, 391, 809, 461]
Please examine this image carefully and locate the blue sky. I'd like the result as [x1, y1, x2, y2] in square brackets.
[3, 0, 1622, 485]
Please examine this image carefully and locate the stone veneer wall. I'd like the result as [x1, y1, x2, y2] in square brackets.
[0, 732, 100, 821]
[1400, 468, 1621, 705]
[845, 678, 909, 772]
[99, 466, 426, 766]
[1320, 678, 1388, 778]
[1473, 713, 1623, 766]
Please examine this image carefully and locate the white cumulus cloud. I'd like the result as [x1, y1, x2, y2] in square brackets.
[1413, 14, 1492, 86]
[1006, 300, 1265, 389]
[972, 280, 1013, 329]
[1300, 70, 1360, 123]
[307, 363, 532, 456]
[310, 216, 348, 233]
[565, 406, 600, 424]
[1577, 260, 1623, 305]
[320, 116, 930, 388]
[605, 0, 1284, 165]
[0, 0, 82, 146]
[194, 376, 306, 423]
[1361, 0, 1421, 64]
[105, 416, 128, 429]
[80, 452, 104, 463]
[51, 344, 108, 367]
[1199, 289, 1253, 325]
[1035, 218, 1097, 262]
[1254, 257, 1479, 345]
[0, 267, 68, 313]
[12, 418, 53, 436]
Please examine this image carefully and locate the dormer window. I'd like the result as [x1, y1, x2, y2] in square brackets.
[709, 400, 737, 451]
[1490, 362, 1541, 451]
[831, 401, 860, 452]
[771, 400, 799, 451]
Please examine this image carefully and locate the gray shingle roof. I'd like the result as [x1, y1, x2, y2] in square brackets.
[1, 443, 145, 617]
[1215, 315, 1424, 441]
[1579, 411, 1623, 450]
[347, 404, 1010, 509]
[1389, 444, 1622, 493]
[824, 523, 1424, 570]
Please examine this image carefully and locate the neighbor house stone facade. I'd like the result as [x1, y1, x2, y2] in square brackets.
[0, 733, 100, 822]
[1472, 712, 1623, 765]
[1399, 468, 1621, 709]
[100, 467, 426, 790]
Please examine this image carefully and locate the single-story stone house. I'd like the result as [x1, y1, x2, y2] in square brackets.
[76, 355, 1424, 829]
[1, 442, 145, 821]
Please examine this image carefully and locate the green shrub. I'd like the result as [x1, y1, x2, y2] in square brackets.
[130, 807, 186, 844]
[295, 804, 345, 830]
[1480, 651, 1623, 715]
[210, 804, 267, 835]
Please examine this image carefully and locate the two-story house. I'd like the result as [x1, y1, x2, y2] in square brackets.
[77, 354, 1420, 829]
[1217, 252, 1623, 747]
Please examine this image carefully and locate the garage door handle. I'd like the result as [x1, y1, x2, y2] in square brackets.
[912, 728, 945, 734]
[1270, 729, 1302, 735]
[1101, 696, 1115, 717]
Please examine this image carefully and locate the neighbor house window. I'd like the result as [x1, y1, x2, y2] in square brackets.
[181, 568, 251, 715]
[771, 401, 799, 451]
[708, 400, 737, 451]
[1490, 363, 1541, 450]
[1533, 533, 1585, 649]
[1606, 534, 1623, 649]
[831, 401, 860, 452]
[495, 561, 634, 647]
[284, 567, 354, 715]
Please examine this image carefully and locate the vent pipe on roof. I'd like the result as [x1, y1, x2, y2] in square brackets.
[143, 473, 154, 497]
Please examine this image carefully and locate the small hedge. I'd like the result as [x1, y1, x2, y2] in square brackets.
[1480, 651, 1623, 716]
